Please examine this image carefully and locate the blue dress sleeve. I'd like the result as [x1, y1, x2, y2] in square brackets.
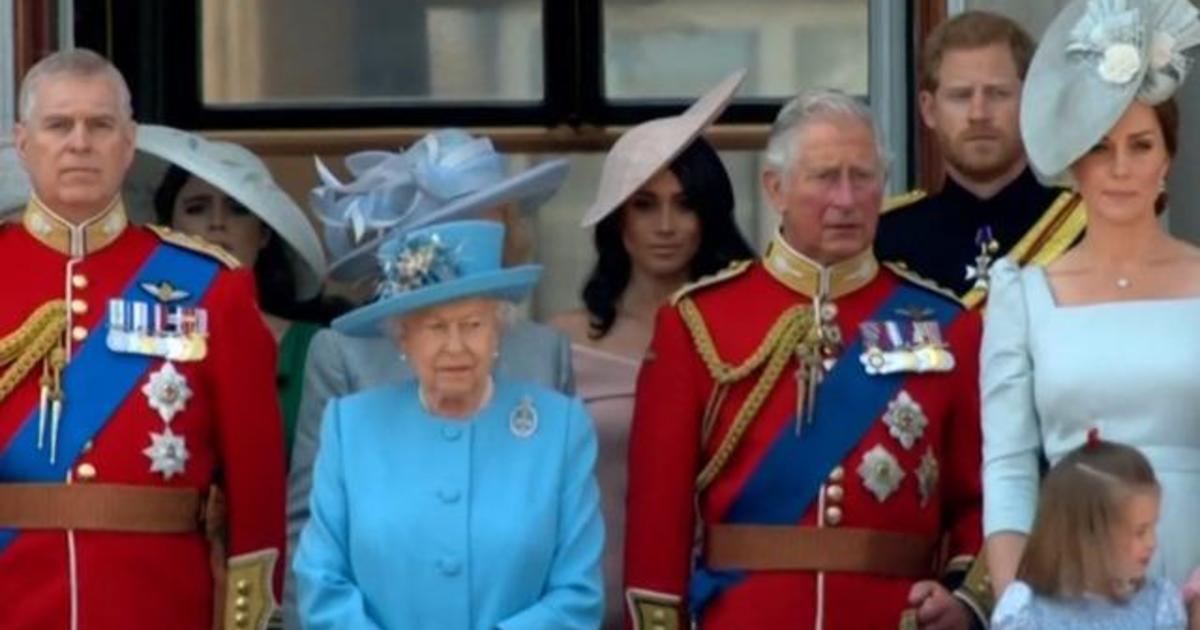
[498, 396, 605, 629]
[1153, 578, 1187, 629]
[981, 258, 1043, 536]
[990, 580, 1037, 630]
[292, 398, 385, 630]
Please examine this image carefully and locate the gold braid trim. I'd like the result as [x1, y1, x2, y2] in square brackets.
[0, 301, 68, 403]
[679, 298, 801, 384]
[678, 299, 815, 491]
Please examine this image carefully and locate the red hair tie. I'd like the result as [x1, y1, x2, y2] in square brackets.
[1086, 427, 1101, 449]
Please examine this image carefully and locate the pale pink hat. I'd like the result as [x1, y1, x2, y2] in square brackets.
[580, 69, 746, 228]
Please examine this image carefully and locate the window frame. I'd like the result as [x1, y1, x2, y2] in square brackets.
[72, 0, 902, 130]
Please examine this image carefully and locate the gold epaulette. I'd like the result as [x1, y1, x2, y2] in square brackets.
[670, 259, 752, 306]
[147, 225, 241, 269]
[882, 261, 966, 308]
[882, 189, 928, 214]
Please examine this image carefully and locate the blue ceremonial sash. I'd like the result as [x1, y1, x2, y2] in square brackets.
[0, 243, 220, 552]
[689, 283, 961, 613]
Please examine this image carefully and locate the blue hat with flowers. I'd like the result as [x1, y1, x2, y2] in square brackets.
[331, 220, 541, 337]
[311, 129, 568, 282]
[1022, 0, 1200, 184]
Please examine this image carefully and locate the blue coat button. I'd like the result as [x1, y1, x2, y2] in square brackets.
[437, 557, 462, 576]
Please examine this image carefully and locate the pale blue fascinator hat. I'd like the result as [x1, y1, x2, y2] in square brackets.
[1022, 0, 1200, 184]
[311, 129, 568, 282]
[331, 220, 541, 337]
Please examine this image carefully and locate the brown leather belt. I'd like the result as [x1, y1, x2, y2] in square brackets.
[705, 524, 937, 578]
[0, 483, 205, 533]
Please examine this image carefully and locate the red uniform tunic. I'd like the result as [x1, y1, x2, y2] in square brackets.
[0, 199, 285, 630]
[624, 234, 984, 629]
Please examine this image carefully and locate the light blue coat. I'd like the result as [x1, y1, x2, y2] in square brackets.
[293, 379, 604, 630]
[285, 323, 574, 628]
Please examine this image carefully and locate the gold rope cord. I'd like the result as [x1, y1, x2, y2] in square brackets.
[0, 301, 68, 403]
[679, 299, 805, 384]
[678, 300, 815, 491]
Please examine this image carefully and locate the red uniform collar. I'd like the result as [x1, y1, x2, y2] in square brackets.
[21, 195, 128, 258]
[762, 231, 878, 299]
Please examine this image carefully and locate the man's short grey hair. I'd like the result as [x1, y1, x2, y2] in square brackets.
[763, 88, 891, 179]
[19, 48, 133, 122]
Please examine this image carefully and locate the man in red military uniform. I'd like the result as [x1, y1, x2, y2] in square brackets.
[624, 89, 986, 629]
[0, 49, 284, 629]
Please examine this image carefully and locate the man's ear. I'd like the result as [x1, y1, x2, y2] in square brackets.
[917, 90, 938, 131]
[14, 122, 30, 162]
[762, 168, 785, 217]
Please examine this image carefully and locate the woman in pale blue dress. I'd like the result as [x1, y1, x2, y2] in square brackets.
[982, 0, 1200, 600]
[293, 220, 604, 629]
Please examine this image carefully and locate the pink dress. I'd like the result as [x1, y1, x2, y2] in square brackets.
[571, 343, 640, 629]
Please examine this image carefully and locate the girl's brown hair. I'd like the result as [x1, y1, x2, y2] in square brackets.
[1016, 438, 1159, 601]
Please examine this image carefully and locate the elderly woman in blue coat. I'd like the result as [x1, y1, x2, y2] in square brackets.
[293, 220, 604, 630]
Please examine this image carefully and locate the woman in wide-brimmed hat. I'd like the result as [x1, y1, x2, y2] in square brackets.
[293, 219, 604, 630]
[281, 129, 579, 629]
[982, 0, 1200, 604]
[548, 70, 755, 628]
[135, 125, 329, 464]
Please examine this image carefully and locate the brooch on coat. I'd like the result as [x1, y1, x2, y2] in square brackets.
[510, 395, 538, 438]
[858, 308, 954, 375]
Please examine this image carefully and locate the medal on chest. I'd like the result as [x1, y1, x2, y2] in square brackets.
[106, 281, 209, 363]
[858, 307, 955, 375]
[140, 361, 192, 480]
[964, 225, 1000, 293]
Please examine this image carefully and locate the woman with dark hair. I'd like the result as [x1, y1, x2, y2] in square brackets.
[154, 164, 322, 322]
[139, 125, 329, 466]
[549, 71, 754, 628]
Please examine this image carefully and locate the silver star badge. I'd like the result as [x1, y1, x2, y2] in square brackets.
[882, 390, 928, 450]
[141, 362, 192, 423]
[916, 448, 939, 508]
[858, 444, 905, 502]
[143, 427, 190, 480]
